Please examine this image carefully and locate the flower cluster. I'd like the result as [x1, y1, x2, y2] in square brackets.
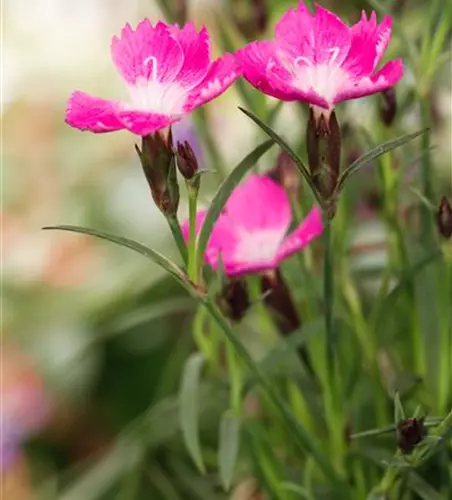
[66, 3, 402, 138]
[65, 2, 404, 276]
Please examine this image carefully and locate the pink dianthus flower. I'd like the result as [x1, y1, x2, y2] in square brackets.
[66, 20, 241, 136]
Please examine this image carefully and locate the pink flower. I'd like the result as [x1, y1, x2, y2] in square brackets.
[182, 175, 324, 276]
[66, 20, 241, 136]
[238, 3, 403, 113]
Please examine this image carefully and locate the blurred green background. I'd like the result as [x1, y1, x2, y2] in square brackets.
[2, 0, 451, 498]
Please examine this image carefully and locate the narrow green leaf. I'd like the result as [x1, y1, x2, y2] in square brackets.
[394, 392, 406, 424]
[42, 225, 187, 286]
[200, 301, 348, 492]
[337, 129, 428, 192]
[196, 140, 274, 266]
[407, 471, 444, 500]
[179, 353, 206, 473]
[218, 412, 241, 491]
[376, 249, 442, 331]
[239, 106, 324, 207]
[258, 317, 323, 375]
[279, 482, 311, 499]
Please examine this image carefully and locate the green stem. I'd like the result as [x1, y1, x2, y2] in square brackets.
[200, 300, 349, 492]
[226, 340, 243, 415]
[438, 255, 452, 413]
[166, 214, 188, 265]
[187, 185, 198, 283]
[419, 98, 434, 246]
[323, 221, 345, 473]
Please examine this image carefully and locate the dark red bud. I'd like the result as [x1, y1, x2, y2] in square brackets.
[306, 108, 341, 216]
[216, 280, 250, 322]
[397, 417, 426, 454]
[267, 150, 300, 199]
[176, 140, 199, 180]
[379, 88, 397, 127]
[137, 129, 180, 217]
[437, 196, 452, 239]
[230, 0, 268, 40]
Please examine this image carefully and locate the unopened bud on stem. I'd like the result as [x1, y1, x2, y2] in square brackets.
[437, 196, 452, 239]
[176, 140, 199, 181]
[267, 150, 300, 200]
[137, 129, 180, 217]
[306, 107, 341, 216]
[379, 88, 397, 127]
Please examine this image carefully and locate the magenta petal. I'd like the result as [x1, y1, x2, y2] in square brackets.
[111, 20, 184, 84]
[238, 41, 323, 103]
[184, 53, 241, 112]
[171, 22, 211, 90]
[224, 175, 292, 233]
[344, 12, 393, 77]
[276, 206, 324, 263]
[276, 3, 350, 66]
[334, 59, 404, 104]
[117, 109, 179, 136]
[65, 91, 124, 133]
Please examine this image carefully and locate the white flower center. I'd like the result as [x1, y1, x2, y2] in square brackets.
[284, 47, 349, 106]
[234, 228, 285, 265]
[127, 57, 187, 115]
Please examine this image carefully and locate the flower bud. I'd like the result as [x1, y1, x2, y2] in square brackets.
[216, 280, 250, 322]
[176, 140, 199, 180]
[397, 417, 426, 454]
[267, 150, 300, 200]
[230, 0, 268, 40]
[379, 88, 397, 127]
[437, 196, 452, 239]
[306, 107, 341, 213]
[261, 270, 314, 377]
[136, 129, 180, 217]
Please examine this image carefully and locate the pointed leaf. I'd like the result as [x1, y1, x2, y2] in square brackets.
[179, 353, 206, 473]
[394, 392, 406, 424]
[279, 482, 311, 499]
[196, 140, 274, 266]
[218, 412, 241, 491]
[43, 225, 187, 287]
[337, 129, 428, 192]
[407, 472, 443, 500]
[239, 106, 324, 207]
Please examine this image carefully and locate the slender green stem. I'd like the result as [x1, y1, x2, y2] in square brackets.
[226, 340, 243, 415]
[166, 214, 188, 265]
[419, 98, 434, 246]
[323, 221, 345, 473]
[187, 185, 198, 283]
[438, 255, 452, 413]
[200, 299, 349, 491]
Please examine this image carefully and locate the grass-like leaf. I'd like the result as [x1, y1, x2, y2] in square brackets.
[336, 129, 428, 193]
[393, 392, 406, 424]
[42, 225, 187, 287]
[239, 106, 324, 207]
[179, 353, 206, 473]
[196, 140, 274, 267]
[218, 412, 241, 491]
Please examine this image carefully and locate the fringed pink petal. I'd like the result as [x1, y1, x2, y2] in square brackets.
[117, 109, 179, 136]
[276, 206, 324, 263]
[65, 91, 124, 133]
[171, 22, 211, 90]
[183, 53, 241, 112]
[224, 175, 292, 234]
[334, 59, 404, 104]
[344, 12, 393, 77]
[276, 3, 350, 66]
[111, 20, 184, 84]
